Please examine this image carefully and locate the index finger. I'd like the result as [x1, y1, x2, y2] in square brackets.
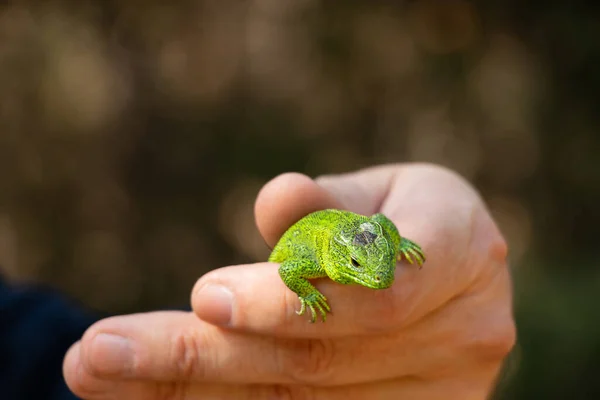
[193, 164, 507, 337]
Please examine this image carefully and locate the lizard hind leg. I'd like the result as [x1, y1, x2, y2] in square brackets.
[278, 258, 331, 323]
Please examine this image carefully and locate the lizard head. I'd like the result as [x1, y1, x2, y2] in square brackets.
[330, 220, 396, 289]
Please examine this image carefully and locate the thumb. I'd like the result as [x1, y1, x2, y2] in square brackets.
[254, 172, 340, 248]
[254, 167, 399, 247]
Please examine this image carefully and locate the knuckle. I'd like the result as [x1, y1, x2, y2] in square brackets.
[168, 327, 207, 381]
[469, 313, 517, 364]
[477, 205, 510, 265]
[279, 338, 335, 385]
[486, 317, 517, 360]
[467, 270, 517, 363]
[490, 233, 509, 263]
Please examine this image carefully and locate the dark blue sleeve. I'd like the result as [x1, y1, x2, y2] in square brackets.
[0, 275, 99, 400]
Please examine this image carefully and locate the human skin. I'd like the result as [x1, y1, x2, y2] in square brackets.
[63, 163, 516, 399]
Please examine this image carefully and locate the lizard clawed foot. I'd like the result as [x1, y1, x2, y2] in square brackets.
[296, 291, 331, 323]
[398, 238, 426, 269]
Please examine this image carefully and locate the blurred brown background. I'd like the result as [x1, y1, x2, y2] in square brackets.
[0, 1, 598, 398]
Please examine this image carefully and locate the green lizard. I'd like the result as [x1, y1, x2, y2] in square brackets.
[269, 209, 426, 323]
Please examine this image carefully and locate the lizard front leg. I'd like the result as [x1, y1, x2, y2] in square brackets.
[397, 237, 426, 267]
[278, 258, 331, 323]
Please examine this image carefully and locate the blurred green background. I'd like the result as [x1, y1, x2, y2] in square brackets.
[0, 0, 598, 398]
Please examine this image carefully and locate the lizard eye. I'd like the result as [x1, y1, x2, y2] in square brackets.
[351, 258, 361, 268]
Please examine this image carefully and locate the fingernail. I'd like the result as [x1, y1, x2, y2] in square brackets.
[195, 284, 233, 326]
[89, 333, 134, 375]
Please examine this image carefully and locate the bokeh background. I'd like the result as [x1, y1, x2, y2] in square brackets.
[0, 0, 598, 398]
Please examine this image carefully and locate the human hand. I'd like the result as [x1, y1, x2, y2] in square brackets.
[63, 163, 515, 399]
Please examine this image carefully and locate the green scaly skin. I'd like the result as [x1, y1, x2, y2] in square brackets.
[269, 209, 426, 323]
